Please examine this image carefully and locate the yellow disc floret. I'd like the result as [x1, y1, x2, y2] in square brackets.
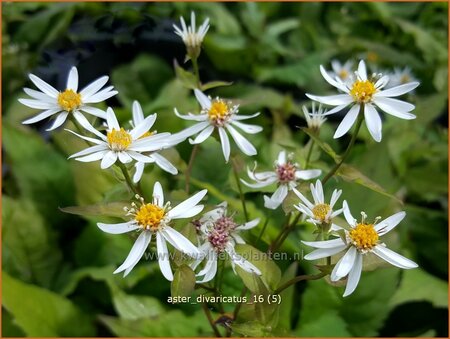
[339, 69, 349, 80]
[312, 203, 331, 222]
[208, 100, 231, 126]
[349, 223, 379, 251]
[107, 128, 132, 151]
[135, 203, 165, 232]
[350, 80, 377, 103]
[58, 89, 82, 112]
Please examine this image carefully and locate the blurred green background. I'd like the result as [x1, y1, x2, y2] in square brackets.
[2, 2, 448, 337]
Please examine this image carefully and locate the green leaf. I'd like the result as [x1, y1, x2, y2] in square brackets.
[390, 268, 448, 308]
[3, 121, 75, 223]
[112, 290, 164, 320]
[337, 163, 402, 203]
[277, 263, 297, 330]
[201, 80, 233, 91]
[60, 201, 129, 219]
[2, 197, 62, 289]
[174, 61, 198, 90]
[231, 321, 271, 337]
[253, 275, 279, 326]
[235, 244, 281, 292]
[171, 265, 196, 298]
[301, 127, 341, 163]
[2, 272, 95, 337]
[99, 310, 209, 337]
[296, 311, 351, 337]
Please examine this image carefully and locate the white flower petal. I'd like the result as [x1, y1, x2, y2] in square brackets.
[150, 153, 178, 175]
[73, 111, 106, 140]
[232, 112, 260, 121]
[306, 93, 353, 106]
[79, 76, 109, 99]
[295, 169, 322, 180]
[68, 144, 108, 159]
[80, 106, 107, 119]
[343, 252, 363, 297]
[118, 151, 132, 164]
[75, 151, 108, 163]
[19, 98, 55, 110]
[372, 245, 418, 269]
[84, 88, 117, 103]
[171, 121, 210, 142]
[303, 245, 347, 260]
[168, 189, 207, 219]
[132, 100, 144, 124]
[334, 104, 360, 139]
[23, 87, 56, 102]
[376, 82, 419, 97]
[226, 245, 261, 275]
[153, 181, 164, 207]
[320, 65, 349, 92]
[230, 121, 263, 134]
[226, 125, 257, 156]
[302, 238, 346, 249]
[29, 74, 59, 97]
[277, 150, 286, 165]
[357, 60, 367, 81]
[65, 128, 104, 145]
[46, 112, 69, 131]
[133, 162, 145, 183]
[218, 127, 231, 162]
[330, 246, 357, 281]
[270, 185, 288, 205]
[174, 108, 208, 121]
[100, 151, 118, 169]
[292, 187, 314, 210]
[330, 189, 342, 208]
[240, 177, 277, 189]
[162, 227, 199, 257]
[364, 104, 382, 142]
[106, 107, 120, 130]
[343, 201, 356, 226]
[189, 125, 214, 144]
[130, 114, 157, 139]
[373, 97, 416, 120]
[114, 231, 151, 274]
[236, 218, 260, 231]
[156, 232, 174, 281]
[194, 89, 212, 110]
[22, 108, 60, 124]
[98, 221, 139, 234]
[66, 67, 79, 91]
[374, 211, 406, 235]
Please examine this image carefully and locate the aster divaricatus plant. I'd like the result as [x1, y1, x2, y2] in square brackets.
[191, 202, 261, 283]
[20, 66, 117, 131]
[174, 89, 263, 162]
[302, 201, 418, 296]
[307, 60, 419, 142]
[173, 11, 210, 60]
[98, 182, 206, 280]
[241, 150, 322, 210]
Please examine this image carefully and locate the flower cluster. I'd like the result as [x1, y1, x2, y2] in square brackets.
[18, 11, 420, 304]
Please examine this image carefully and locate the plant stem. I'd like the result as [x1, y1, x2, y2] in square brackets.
[231, 157, 249, 222]
[192, 56, 201, 88]
[273, 272, 327, 295]
[322, 106, 364, 185]
[185, 144, 200, 194]
[118, 163, 141, 196]
[273, 212, 302, 252]
[305, 139, 315, 169]
[201, 302, 221, 337]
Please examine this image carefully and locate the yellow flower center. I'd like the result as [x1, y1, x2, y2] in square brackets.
[57, 89, 82, 112]
[139, 131, 155, 139]
[350, 80, 377, 103]
[349, 223, 379, 251]
[312, 203, 331, 222]
[339, 69, 349, 80]
[400, 75, 410, 84]
[107, 128, 132, 151]
[135, 203, 165, 232]
[208, 100, 230, 125]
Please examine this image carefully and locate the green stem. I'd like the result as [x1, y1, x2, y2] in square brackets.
[322, 106, 364, 185]
[273, 272, 327, 295]
[118, 163, 141, 197]
[231, 157, 249, 222]
[201, 302, 221, 337]
[192, 57, 201, 88]
[185, 144, 200, 194]
[305, 139, 315, 169]
[273, 212, 302, 252]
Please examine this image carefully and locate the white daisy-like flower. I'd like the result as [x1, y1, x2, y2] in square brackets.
[306, 60, 420, 142]
[329, 59, 354, 85]
[191, 202, 261, 283]
[386, 66, 418, 89]
[20, 66, 117, 131]
[129, 101, 180, 183]
[241, 150, 322, 210]
[173, 11, 210, 58]
[67, 106, 172, 169]
[173, 89, 263, 162]
[98, 182, 206, 280]
[302, 102, 327, 131]
[302, 201, 418, 297]
[293, 180, 342, 226]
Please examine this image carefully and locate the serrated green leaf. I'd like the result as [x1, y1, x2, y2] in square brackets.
[171, 265, 196, 298]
